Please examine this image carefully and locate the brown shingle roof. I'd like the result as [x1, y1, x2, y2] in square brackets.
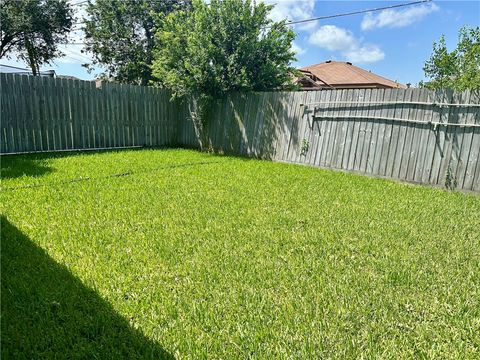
[300, 61, 406, 89]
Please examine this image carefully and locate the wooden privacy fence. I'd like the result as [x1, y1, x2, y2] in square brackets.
[178, 89, 480, 192]
[0, 73, 186, 153]
[2, 73, 480, 191]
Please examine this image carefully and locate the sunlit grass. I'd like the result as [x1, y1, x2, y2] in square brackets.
[1, 148, 479, 359]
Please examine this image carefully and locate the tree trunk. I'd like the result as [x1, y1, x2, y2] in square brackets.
[25, 38, 38, 76]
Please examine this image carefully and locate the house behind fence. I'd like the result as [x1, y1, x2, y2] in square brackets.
[1, 73, 479, 192]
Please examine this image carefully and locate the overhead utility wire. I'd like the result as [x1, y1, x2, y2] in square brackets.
[15, 0, 435, 48]
[0, 64, 30, 71]
[71, 0, 433, 28]
[0, 71, 55, 75]
[62, 55, 87, 63]
[63, 48, 91, 61]
[70, 0, 89, 6]
[280, 0, 432, 27]
[0, 64, 55, 75]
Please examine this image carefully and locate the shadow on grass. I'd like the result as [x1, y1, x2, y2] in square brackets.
[0, 148, 149, 180]
[0, 216, 173, 359]
[0, 157, 53, 180]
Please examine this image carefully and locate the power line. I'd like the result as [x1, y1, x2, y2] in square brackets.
[0, 64, 30, 71]
[2, 71, 54, 75]
[64, 46, 91, 59]
[64, 48, 91, 61]
[0, 53, 88, 66]
[0, 64, 56, 75]
[62, 54, 87, 63]
[275, 0, 433, 27]
[72, 0, 433, 29]
[70, 0, 89, 6]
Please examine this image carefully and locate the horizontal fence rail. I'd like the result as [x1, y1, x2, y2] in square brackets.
[303, 100, 480, 107]
[1, 73, 479, 191]
[312, 115, 480, 128]
[178, 88, 480, 192]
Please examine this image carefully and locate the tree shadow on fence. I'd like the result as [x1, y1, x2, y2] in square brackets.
[183, 91, 303, 161]
[0, 216, 173, 360]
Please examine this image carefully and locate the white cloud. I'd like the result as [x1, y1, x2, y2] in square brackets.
[344, 45, 385, 63]
[361, 3, 439, 30]
[264, 0, 316, 31]
[308, 25, 356, 51]
[308, 25, 384, 64]
[291, 42, 306, 56]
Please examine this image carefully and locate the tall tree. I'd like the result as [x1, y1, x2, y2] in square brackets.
[0, 0, 73, 75]
[422, 26, 480, 91]
[83, 0, 190, 85]
[152, 0, 296, 149]
[152, 0, 296, 98]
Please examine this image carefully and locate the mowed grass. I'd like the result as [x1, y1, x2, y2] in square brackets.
[1, 148, 479, 359]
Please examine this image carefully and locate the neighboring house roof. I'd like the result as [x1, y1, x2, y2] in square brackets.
[56, 74, 80, 80]
[0, 65, 57, 77]
[298, 60, 406, 89]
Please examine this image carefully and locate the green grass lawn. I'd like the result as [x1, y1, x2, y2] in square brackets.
[1, 148, 479, 359]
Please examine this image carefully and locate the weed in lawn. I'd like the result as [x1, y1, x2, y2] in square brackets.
[300, 138, 310, 156]
[445, 165, 458, 190]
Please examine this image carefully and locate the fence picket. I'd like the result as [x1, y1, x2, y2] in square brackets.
[2, 74, 479, 191]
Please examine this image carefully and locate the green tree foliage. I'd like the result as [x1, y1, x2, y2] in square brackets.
[83, 0, 190, 85]
[422, 26, 480, 91]
[0, 0, 73, 75]
[151, 0, 297, 98]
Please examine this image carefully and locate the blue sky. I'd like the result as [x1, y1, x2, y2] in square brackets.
[1, 0, 479, 85]
[281, 0, 479, 85]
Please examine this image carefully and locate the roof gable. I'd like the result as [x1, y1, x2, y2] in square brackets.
[300, 61, 406, 89]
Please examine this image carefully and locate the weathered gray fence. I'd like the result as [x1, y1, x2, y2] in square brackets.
[2, 73, 479, 191]
[0, 73, 186, 153]
[179, 89, 480, 192]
